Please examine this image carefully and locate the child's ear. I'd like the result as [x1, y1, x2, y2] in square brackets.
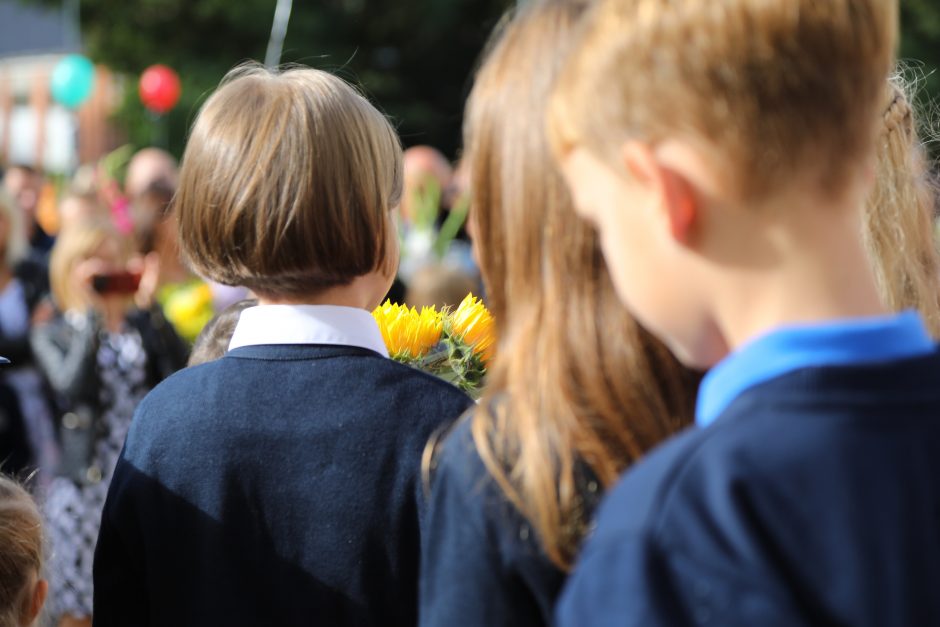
[23, 577, 47, 625]
[659, 168, 697, 245]
[621, 142, 698, 245]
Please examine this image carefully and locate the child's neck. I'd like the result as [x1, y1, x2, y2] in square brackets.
[257, 274, 384, 311]
[710, 191, 888, 355]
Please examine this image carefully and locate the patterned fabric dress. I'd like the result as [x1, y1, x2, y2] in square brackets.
[45, 327, 150, 619]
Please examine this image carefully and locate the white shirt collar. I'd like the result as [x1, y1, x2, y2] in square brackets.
[228, 304, 389, 358]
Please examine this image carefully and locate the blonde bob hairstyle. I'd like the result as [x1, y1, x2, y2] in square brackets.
[864, 76, 940, 337]
[175, 63, 403, 299]
[0, 191, 29, 269]
[461, 0, 698, 570]
[549, 0, 898, 202]
[50, 219, 131, 313]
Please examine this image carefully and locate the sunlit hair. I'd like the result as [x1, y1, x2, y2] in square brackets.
[0, 475, 43, 627]
[458, 0, 698, 570]
[50, 219, 131, 312]
[0, 191, 28, 268]
[549, 0, 898, 202]
[864, 76, 940, 337]
[175, 63, 403, 299]
[188, 298, 257, 367]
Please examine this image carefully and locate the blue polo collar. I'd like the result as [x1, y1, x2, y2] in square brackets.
[696, 311, 935, 427]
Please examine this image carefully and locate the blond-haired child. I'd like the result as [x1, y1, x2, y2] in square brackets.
[92, 64, 473, 626]
[864, 76, 940, 336]
[549, 1, 940, 625]
[0, 475, 47, 627]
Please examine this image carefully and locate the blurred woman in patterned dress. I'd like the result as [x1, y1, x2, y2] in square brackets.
[30, 219, 187, 627]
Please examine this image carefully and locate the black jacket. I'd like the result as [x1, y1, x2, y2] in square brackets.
[30, 306, 188, 485]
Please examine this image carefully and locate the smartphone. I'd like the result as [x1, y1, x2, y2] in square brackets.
[92, 271, 141, 295]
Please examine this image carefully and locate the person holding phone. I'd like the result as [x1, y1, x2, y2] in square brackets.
[29, 219, 187, 627]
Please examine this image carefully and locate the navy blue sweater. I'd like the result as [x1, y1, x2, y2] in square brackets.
[420, 415, 601, 627]
[93, 344, 473, 627]
[558, 351, 940, 626]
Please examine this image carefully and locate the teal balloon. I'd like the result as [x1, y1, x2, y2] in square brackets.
[50, 55, 96, 109]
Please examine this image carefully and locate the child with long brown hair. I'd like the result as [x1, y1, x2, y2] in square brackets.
[419, 2, 698, 624]
[0, 475, 48, 627]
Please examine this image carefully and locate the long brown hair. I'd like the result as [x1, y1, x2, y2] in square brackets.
[864, 76, 940, 337]
[465, 0, 698, 570]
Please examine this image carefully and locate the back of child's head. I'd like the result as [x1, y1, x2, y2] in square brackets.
[864, 76, 940, 337]
[550, 0, 898, 202]
[0, 475, 44, 627]
[175, 63, 403, 299]
[188, 298, 258, 366]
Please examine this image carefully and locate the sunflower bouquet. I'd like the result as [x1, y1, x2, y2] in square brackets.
[373, 294, 495, 395]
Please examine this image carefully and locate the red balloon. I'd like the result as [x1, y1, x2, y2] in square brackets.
[139, 65, 181, 114]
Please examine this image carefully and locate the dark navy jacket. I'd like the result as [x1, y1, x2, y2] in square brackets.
[420, 415, 603, 627]
[93, 344, 473, 627]
[558, 349, 940, 626]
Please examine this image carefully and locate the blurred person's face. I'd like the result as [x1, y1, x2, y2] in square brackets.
[70, 236, 126, 287]
[125, 151, 179, 199]
[59, 197, 105, 233]
[401, 148, 452, 226]
[2, 168, 41, 224]
[67, 233, 133, 310]
[87, 236, 125, 272]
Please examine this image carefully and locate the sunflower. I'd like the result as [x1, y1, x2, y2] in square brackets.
[372, 301, 444, 361]
[448, 294, 496, 364]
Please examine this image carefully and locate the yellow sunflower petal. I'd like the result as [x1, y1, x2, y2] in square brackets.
[449, 294, 496, 364]
[373, 301, 443, 359]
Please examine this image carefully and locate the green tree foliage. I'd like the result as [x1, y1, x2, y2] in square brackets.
[22, 0, 513, 158]
[19, 0, 940, 160]
[901, 0, 940, 121]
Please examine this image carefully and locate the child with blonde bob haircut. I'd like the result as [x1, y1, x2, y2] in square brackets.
[92, 64, 473, 626]
[550, 1, 940, 625]
[0, 475, 47, 627]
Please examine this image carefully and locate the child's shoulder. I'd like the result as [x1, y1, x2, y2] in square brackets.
[141, 358, 223, 403]
[132, 359, 227, 432]
[431, 412, 487, 493]
[426, 408, 544, 557]
[594, 352, 940, 550]
[369, 355, 476, 406]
